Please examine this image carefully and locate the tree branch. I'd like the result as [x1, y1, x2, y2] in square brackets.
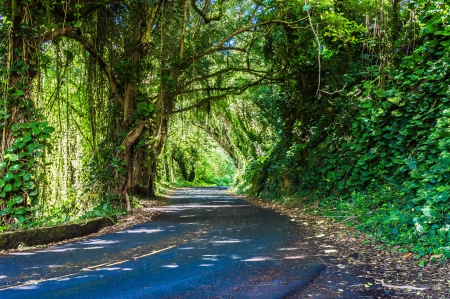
[141, 0, 164, 50]
[51, 0, 122, 22]
[166, 94, 227, 115]
[167, 78, 268, 115]
[180, 67, 281, 90]
[181, 19, 306, 68]
[190, 0, 223, 24]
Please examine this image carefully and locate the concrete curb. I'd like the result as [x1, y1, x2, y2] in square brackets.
[0, 217, 113, 250]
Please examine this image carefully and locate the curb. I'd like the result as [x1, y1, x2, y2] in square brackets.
[0, 217, 113, 250]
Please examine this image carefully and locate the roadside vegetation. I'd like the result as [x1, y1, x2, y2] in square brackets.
[0, 0, 449, 264]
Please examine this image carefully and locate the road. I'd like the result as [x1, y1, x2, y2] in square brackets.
[0, 187, 371, 298]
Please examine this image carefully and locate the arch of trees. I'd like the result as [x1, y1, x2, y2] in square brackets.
[1, 0, 449, 258]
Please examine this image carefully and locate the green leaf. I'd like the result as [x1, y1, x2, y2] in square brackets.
[4, 184, 12, 192]
[73, 20, 82, 28]
[15, 89, 24, 97]
[12, 195, 23, 204]
[14, 207, 25, 215]
[387, 97, 401, 105]
[374, 89, 387, 97]
[23, 173, 32, 181]
[302, 4, 311, 11]
[8, 154, 19, 161]
[4, 172, 13, 181]
[23, 135, 32, 143]
[391, 110, 403, 117]
[11, 124, 19, 131]
[32, 126, 41, 135]
[0, 162, 7, 169]
[43, 126, 55, 134]
[0, 180, 4, 188]
[13, 179, 21, 188]
[9, 164, 20, 171]
[360, 98, 372, 109]
[410, 171, 421, 179]
[19, 123, 30, 129]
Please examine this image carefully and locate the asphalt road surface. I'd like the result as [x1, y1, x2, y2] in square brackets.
[0, 187, 374, 298]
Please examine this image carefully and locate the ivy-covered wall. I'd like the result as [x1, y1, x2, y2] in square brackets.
[239, 1, 450, 261]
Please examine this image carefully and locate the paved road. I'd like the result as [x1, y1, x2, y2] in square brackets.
[0, 187, 359, 298]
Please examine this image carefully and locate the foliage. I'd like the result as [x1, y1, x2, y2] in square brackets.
[1, 0, 448, 263]
[237, 0, 450, 259]
[159, 114, 234, 188]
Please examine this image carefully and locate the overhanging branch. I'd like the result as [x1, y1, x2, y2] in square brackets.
[166, 94, 227, 115]
[190, 0, 224, 24]
[180, 67, 280, 90]
[181, 19, 307, 68]
[167, 77, 268, 115]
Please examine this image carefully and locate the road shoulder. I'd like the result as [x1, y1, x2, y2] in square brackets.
[233, 192, 449, 299]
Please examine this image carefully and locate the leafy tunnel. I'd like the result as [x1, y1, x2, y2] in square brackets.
[1, 0, 449, 258]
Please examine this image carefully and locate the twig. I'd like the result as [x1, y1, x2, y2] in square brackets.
[317, 257, 330, 266]
[319, 83, 348, 95]
[378, 279, 428, 291]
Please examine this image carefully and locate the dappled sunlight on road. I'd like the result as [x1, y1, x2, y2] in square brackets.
[80, 239, 120, 245]
[211, 239, 245, 244]
[40, 248, 77, 253]
[12, 285, 37, 290]
[116, 228, 164, 234]
[82, 246, 104, 250]
[202, 254, 221, 261]
[242, 256, 273, 262]
[47, 265, 63, 268]
[283, 255, 307, 260]
[161, 265, 179, 268]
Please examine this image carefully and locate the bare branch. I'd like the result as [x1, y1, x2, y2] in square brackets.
[167, 78, 267, 115]
[166, 94, 227, 115]
[190, 0, 224, 24]
[319, 83, 347, 95]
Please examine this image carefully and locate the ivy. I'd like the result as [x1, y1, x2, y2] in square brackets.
[237, 0, 450, 260]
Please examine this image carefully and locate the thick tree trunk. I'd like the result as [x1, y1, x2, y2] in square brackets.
[120, 120, 147, 211]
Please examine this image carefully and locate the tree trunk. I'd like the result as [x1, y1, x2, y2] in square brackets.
[120, 120, 147, 211]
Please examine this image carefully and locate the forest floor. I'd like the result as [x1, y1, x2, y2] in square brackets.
[238, 194, 450, 299]
[2, 188, 449, 298]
